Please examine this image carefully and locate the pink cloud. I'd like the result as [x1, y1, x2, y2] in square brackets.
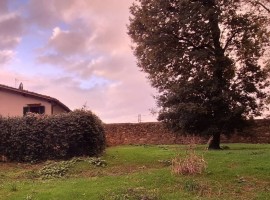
[0, 50, 15, 65]
[48, 27, 91, 55]
[0, 0, 8, 13]
[0, 4, 23, 66]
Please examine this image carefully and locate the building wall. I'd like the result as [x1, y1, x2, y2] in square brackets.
[52, 104, 69, 115]
[104, 120, 270, 146]
[0, 90, 52, 117]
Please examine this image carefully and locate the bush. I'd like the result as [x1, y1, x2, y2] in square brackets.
[0, 110, 105, 162]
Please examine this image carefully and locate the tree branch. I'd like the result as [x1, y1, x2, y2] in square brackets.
[223, 30, 240, 51]
[250, 0, 270, 13]
[257, 1, 270, 13]
[171, 32, 215, 54]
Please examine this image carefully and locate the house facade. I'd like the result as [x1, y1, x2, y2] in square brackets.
[0, 84, 70, 117]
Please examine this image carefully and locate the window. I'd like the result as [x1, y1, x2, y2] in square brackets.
[23, 105, 45, 115]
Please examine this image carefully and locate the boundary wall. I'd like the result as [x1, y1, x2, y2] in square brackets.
[104, 120, 270, 146]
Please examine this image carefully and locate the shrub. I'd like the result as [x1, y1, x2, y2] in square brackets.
[0, 110, 105, 162]
[0, 114, 46, 162]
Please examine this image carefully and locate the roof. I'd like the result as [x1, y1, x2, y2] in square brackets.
[0, 84, 71, 112]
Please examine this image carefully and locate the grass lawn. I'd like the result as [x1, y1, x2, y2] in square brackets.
[0, 144, 269, 200]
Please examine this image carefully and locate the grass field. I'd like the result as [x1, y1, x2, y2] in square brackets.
[0, 144, 269, 200]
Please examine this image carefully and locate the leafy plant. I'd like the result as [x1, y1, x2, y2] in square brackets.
[38, 161, 72, 179]
[87, 157, 107, 167]
[38, 157, 107, 179]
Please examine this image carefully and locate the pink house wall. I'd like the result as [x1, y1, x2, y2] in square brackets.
[52, 104, 68, 115]
[0, 89, 52, 117]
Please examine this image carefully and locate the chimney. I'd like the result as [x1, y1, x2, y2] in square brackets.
[19, 82, 23, 90]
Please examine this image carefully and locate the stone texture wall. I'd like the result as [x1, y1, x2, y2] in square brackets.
[104, 120, 270, 146]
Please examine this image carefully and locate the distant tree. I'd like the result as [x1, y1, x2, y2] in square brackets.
[128, 0, 270, 149]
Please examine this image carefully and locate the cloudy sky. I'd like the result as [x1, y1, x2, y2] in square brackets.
[0, 0, 158, 123]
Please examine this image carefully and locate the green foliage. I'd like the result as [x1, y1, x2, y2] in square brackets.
[128, 0, 270, 149]
[38, 160, 74, 179]
[0, 110, 105, 162]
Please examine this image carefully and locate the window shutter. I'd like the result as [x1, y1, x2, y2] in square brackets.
[23, 107, 29, 116]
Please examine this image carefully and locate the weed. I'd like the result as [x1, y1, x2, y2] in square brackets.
[10, 183, 18, 192]
[221, 145, 230, 150]
[183, 179, 201, 192]
[38, 160, 74, 179]
[157, 146, 169, 150]
[100, 187, 159, 200]
[182, 179, 221, 198]
[24, 170, 39, 179]
[25, 194, 34, 200]
[250, 151, 265, 155]
[87, 157, 107, 167]
[38, 157, 107, 179]
[236, 176, 247, 184]
[158, 159, 172, 166]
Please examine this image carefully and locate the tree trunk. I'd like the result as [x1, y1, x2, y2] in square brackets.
[208, 133, 222, 150]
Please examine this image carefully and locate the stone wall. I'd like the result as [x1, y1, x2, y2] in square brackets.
[104, 120, 270, 146]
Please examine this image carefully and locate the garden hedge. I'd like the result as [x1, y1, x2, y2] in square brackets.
[0, 110, 105, 162]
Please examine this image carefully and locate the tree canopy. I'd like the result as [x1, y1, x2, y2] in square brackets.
[128, 0, 270, 149]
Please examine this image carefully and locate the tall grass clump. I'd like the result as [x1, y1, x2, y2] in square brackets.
[171, 139, 207, 175]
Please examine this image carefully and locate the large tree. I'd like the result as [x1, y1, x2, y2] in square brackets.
[128, 0, 270, 149]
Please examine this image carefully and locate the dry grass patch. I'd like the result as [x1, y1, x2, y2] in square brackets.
[171, 145, 207, 175]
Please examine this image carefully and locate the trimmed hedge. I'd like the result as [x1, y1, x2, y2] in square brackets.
[0, 110, 105, 162]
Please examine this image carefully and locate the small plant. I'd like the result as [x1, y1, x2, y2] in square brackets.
[100, 187, 159, 200]
[25, 194, 34, 200]
[171, 145, 207, 175]
[158, 159, 172, 166]
[38, 160, 73, 179]
[24, 170, 39, 179]
[183, 179, 201, 192]
[38, 157, 107, 179]
[10, 183, 18, 192]
[236, 176, 246, 184]
[221, 145, 230, 150]
[87, 157, 107, 167]
[182, 180, 217, 197]
[250, 151, 264, 155]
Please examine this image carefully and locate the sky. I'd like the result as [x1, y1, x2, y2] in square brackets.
[0, 0, 158, 123]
